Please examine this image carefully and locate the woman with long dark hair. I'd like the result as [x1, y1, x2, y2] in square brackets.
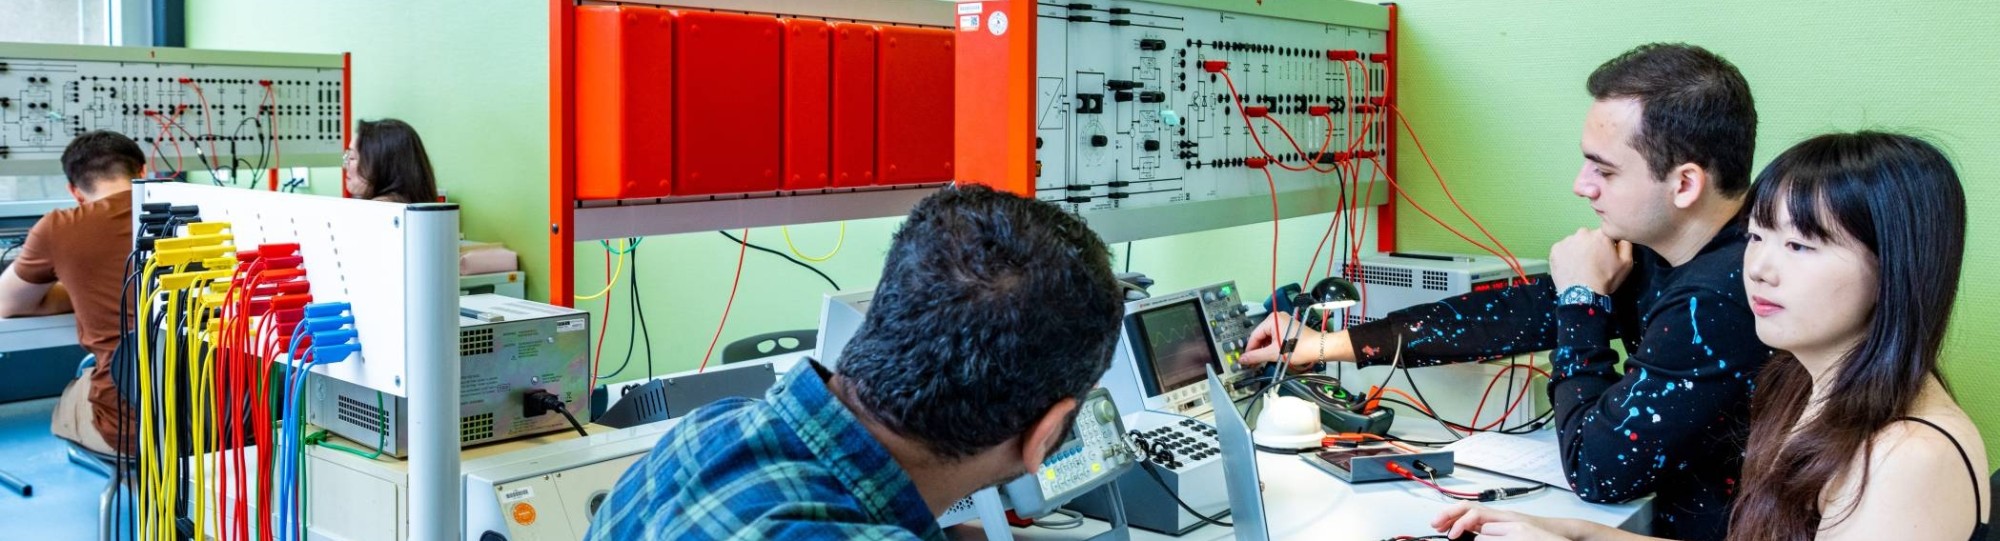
[342, 118, 439, 203]
[1430, 131, 1987, 540]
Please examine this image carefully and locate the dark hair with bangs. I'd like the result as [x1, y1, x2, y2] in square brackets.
[1728, 131, 1967, 541]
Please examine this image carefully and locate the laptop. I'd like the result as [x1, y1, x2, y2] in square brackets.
[1207, 367, 1271, 541]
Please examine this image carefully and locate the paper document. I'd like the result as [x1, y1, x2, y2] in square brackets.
[1441, 430, 1574, 491]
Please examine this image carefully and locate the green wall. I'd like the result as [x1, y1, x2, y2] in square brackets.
[190, 0, 2000, 465]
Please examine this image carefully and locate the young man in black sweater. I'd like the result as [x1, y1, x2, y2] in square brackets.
[1239, 43, 1767, 541]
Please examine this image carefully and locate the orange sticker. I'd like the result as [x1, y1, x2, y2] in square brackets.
[512, 502, 537, 526]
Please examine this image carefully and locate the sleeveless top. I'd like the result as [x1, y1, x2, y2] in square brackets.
[1895, 417, 1989, 541]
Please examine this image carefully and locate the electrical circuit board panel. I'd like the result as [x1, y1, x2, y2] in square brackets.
[0, 42, 345, 177]
[1032, 1, 1389, 220]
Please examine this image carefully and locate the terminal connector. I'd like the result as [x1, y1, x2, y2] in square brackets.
[1200, 60, 1228, 73]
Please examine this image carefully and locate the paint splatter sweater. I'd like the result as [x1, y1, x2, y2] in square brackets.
[1346, 222, 1768, 541]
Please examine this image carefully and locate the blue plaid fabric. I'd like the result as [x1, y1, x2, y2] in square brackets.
[585, 361, 947, 540]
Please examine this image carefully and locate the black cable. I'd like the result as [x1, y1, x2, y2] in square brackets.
[716, 231, 840, 290]
[1136, 462, 1234, 527]
[596, 246, 640, 381]
[631, 242, 655, 378]
[555, 406, 588, 437]
[1376, 397, 1552, 437]
[1123, 242, 1133, 274]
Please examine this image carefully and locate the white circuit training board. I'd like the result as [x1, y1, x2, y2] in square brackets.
[0, 42, 345, 177]
[142, 182, 418, 396]
[1034, 1, 1389, 222]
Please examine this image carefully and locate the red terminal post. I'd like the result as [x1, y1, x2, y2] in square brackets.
[270, 293, 314, 311]
[1200, 60, 1229, 73]
[258, 243, 301, 258]
[1356, 150, 1379, 160]
[1334, 151, 1353, 162]
[1326, 50, 1360, 62]
[178, 77, 193, 84]
[1244, 105, 1269, 118]
[1355, 105, 1378, 115]
[1245, 157, 1269, 169]
[251, 280, 312, 296]
[1309, 105, 1332, 116]
[258, 80, 272, 86]
[257, 268, 307, 282]
[1368, 52, 1390, 63]
[1367, 97, 1388, 107]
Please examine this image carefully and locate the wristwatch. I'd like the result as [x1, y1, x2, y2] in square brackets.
[1558, 285, 1614, 314]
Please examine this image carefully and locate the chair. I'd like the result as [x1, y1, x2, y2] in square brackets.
[63, 354, 133, 541]
[720, 329, 816, 365]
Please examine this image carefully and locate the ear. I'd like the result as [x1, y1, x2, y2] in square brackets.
[1668, 163, 1707, 209]
[67, 183, 86, 205]
[1019, 397, 1080, 473]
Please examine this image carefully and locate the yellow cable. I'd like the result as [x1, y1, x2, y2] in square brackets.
[781, 223, 845, 262]
[574, 240, 628, 301]
[134, 259, 157, 538]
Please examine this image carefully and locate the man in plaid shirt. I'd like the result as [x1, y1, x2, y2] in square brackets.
[587, 185, 1128, 540]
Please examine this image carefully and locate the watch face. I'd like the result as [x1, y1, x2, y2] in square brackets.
[1561, 286, 1600, 307]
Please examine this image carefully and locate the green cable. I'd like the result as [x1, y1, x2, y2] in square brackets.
[304, 391, 388, 460]
[597, 237, 643, 254]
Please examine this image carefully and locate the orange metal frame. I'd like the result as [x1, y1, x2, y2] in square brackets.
[550, 0, 578, 306]
[1379, 3, 1398, 252]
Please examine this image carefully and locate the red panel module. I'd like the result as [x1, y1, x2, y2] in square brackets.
[782, 19, 832, 191]
[876, 26, 954, 185]
[574, 5, 673, 200]
[829, 23, 877, 188]
[674, 11, 783, 195]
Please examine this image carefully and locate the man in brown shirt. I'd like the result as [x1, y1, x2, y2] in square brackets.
[0, 130, 142, 454]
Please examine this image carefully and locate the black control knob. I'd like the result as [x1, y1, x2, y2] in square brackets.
[1143, 140, 1160, 152]
[1090, 135, 1109, 147]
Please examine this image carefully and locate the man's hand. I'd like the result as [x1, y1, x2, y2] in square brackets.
[1240, 312, 1353, 368]
[1548, 228, 1632, 295]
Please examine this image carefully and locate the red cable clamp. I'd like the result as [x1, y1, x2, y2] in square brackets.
[1245, 157, 1269, 169]
[1309, 105, 1332, 116]
[1201, 60, 1229, 73]
[1368, 97, 1388, 107]
[1369, 53, 1390, 63]
[1326, 50, 1360, 62]
[1244, 105, 1269, 118]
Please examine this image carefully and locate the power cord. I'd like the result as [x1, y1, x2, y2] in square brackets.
[525, 390, 588, 438]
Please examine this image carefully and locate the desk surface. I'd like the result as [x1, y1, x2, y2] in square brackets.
[987, 447, 1648, 541]
[609, 354, 1652, 541]
[0, 313, 78, 352]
